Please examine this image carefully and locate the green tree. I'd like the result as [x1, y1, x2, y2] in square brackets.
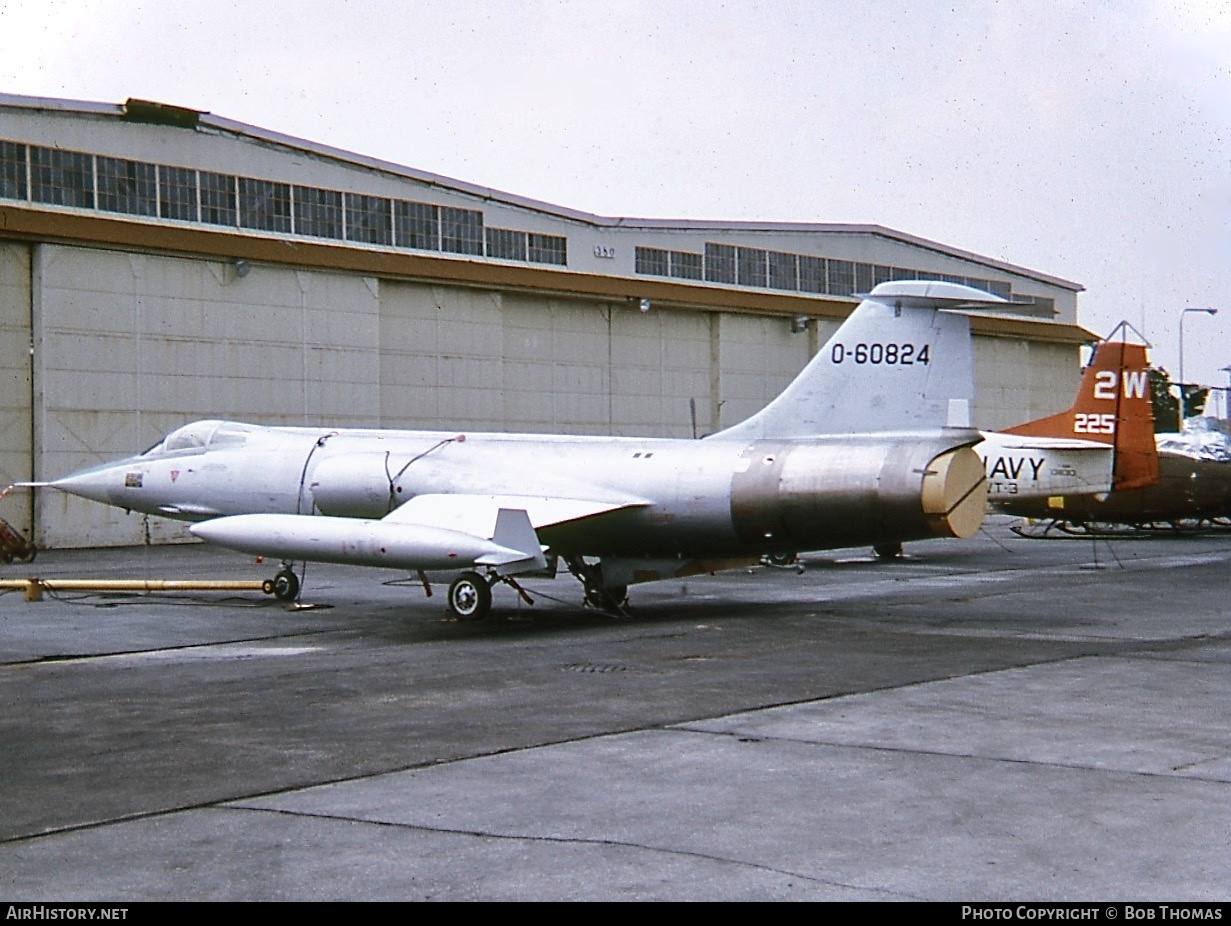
[1148, 366, 1207, 433]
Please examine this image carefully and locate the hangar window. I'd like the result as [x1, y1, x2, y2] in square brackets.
[891, 267, 918, 283]
[528, 233, 566, 265]
[635, 246, 669, 276]
[873, 265, 894, 286]
[345, 193, 392, 245]
[737, 247, 767, 287]
[704, 243, 736, 284]
[239, 177, 291, 233]
[394, 200, 439, 250]
[96, 156, 157, 217]
[828, 260, 854, 296]
[768, 251, 798, 290]
[294, 186, 342, 239]
[0, 141, 27, 200]
[199, 171, 236, 226]
[30, 147, 94, 208]
[158, 165, 197, 221]
[855, 262, 874, 294]
[486, 227, 527, 261]
[440, 206, 484, 255]
[669, 250, 702, 280]
[798, 255, 826, 293]
[965, 278, 1013, 300]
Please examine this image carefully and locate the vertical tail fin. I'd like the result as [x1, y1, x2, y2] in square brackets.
[714, 281, 1005, 440]
[1002, 332, 1158, 491]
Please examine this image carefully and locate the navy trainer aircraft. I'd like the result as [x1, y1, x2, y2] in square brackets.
[43, 280, 1015, 619]
[976, 332, 1159, 512]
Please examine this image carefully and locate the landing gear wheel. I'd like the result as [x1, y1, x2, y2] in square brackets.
[873, 542, 904, 560]
[763, 552, 797, 568]
[271, 568, 300, 601]
[584, 584, 628, 613]
[448, 571, 492, 621]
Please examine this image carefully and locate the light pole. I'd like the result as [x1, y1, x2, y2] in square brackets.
[1178, 307, 1218, 431]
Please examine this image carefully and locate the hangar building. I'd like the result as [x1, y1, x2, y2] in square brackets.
[0, 94, 1088, 548]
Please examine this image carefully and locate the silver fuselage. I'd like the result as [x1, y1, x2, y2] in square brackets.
[53, 420, 984, 558]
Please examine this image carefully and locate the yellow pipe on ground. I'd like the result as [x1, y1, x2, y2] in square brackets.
[0, 578, 273, 602]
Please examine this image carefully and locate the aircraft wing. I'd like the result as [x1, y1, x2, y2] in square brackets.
[382, 493, 648, 536]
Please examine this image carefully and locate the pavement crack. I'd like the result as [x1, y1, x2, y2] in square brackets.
[228, 804, 926, 900]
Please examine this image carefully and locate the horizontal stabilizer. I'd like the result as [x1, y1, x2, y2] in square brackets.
[989, 435, 1112, 453]
[859, 280, 1010, 311]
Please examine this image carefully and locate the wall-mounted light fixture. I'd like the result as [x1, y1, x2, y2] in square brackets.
[790, 316, 810, 334]
[233, 258, 251, 279]
[638, 297, 652, 314]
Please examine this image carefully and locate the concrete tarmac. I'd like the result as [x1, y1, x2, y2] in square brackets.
[1, 518, 1229, 900]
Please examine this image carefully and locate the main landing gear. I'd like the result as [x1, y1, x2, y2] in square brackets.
[444, 570, 536, 621]
[442, 559, 631, 622]
[447, 571, 492, 621]
[565, 557, 629, 615]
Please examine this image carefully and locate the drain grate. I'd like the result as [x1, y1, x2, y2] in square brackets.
[562, 662, 631, 674]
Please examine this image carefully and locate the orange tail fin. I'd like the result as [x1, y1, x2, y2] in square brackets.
[1002, 339, 1158, 491]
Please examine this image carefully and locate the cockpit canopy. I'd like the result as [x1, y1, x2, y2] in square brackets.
[144, 420, 259, 456]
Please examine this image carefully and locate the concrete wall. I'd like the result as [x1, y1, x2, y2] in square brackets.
[4, 242, 1076, 549]
[0, 243, 31, 538]
[973, 336, 1078, 431]
[715, 313, 815, 430]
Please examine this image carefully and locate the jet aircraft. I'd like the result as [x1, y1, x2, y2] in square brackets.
[42, 280, 1014, 619]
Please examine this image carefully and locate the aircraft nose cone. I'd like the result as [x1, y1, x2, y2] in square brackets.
[49, 464, 127, 506]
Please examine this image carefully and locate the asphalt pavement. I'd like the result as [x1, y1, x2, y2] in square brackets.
[1, 518, 1228, 900]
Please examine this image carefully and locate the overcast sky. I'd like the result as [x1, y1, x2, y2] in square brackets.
[2, 0, 1228, 391]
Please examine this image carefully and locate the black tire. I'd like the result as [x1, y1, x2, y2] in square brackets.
[448, 571, 492, 621]
[272, 568, 300, 601]
[873, 542, 903, 560]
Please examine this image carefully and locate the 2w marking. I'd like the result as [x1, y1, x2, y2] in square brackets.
[1093, 370, 1148, 400]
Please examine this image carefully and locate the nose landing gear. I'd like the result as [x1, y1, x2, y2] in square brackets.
[262, 566, 301, 602]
